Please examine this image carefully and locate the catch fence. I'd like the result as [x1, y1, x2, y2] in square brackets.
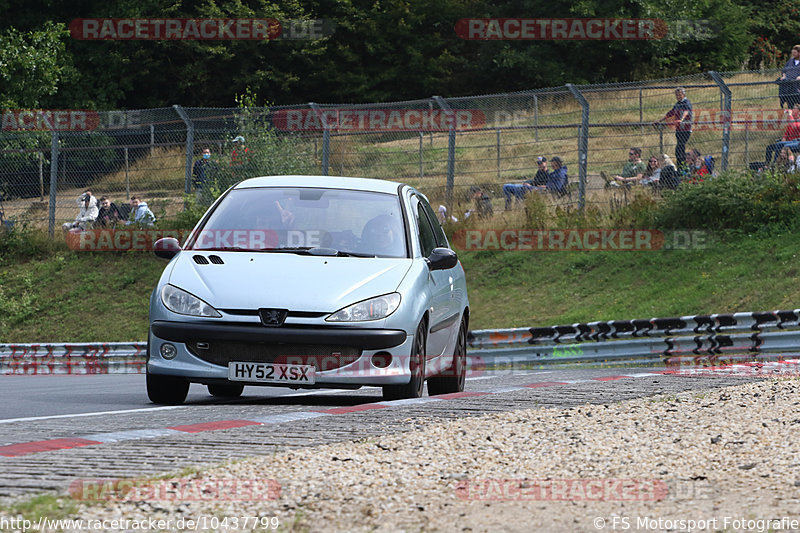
[0, 68, 794, 234]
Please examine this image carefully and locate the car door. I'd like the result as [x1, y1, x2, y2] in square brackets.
[412, 196, 459, 359]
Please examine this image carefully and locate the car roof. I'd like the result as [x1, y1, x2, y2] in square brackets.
[234, 175, 408, 195]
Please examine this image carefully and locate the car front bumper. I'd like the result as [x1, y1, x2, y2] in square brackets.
[147, 320, 414, 387]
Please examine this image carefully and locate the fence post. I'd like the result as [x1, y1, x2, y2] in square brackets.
[639, 87, 644, 135]
[533, 94, 539, 142]
[38, 151, 44, 201]
[708, 71, 731, 172]
[658, 123, 664, 155]
[124, 147, 130, 200]
[173, 105, 194, 197]
[419, 131, 424, 179]
[150, 124, 155, 156]
[496, 128, 501, 179]
[566, 84, 589, 212]
[309, 103, 329, 175]
[48, 131, 58, 237]
[433, 96, 456, 210]
[744, 120, 749, 166]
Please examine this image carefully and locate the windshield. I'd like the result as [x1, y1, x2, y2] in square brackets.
[189, 187, 407, 258]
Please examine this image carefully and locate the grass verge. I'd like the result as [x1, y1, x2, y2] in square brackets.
[1, 227, 798, 342]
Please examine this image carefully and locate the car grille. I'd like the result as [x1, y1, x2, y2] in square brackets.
[186, 341, 361, 369]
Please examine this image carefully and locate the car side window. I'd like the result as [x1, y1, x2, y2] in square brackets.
[419, 198, 449, 248]
[415, 202, 438, 257]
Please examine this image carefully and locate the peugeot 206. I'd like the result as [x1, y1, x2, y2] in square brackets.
[147, 175, 469, 404]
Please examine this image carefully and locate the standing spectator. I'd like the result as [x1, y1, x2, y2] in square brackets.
[96, 196, 124, 227]
[764, 104, 800, 165]
[127, 196, 156, 227]
[62, 191, 98, 232]
[192, 148, 217, 202]
[654, 87, 693, 168]
[546, 156, 568, 196]
[778, 45, 800, 109]
[501, 156, 548, 210]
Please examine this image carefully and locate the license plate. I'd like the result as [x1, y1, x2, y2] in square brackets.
[228, 362, 315, 384]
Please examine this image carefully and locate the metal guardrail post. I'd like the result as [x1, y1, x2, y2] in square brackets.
[309, 103, 329, 175]
[48, 131, 58, 237]
[496, 128, 501, 179]
[566, 84, 588, 211]
[433, 95, 456, 209]
[419, 131, 424, 179]
[173, 105, 194, 196]
[708, 71, 731, 172]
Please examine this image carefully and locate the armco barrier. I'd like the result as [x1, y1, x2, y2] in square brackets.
[0, 343, 146, 375]
[4, 309, 800, 375]
[468, 309, 800, 367]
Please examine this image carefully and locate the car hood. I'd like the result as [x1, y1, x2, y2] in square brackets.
[167, 251, 413, 312]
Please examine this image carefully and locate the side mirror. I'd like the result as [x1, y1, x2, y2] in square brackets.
[426, 247, 458, 271]
[153, 237, 181, 260]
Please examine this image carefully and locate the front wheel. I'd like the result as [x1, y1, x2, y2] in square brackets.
[146, 372, 189, 405]
[383, 320, 426, 400]
[427, 317, 467, 396]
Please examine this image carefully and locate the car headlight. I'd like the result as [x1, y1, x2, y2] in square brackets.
[326, 293, 401, 322]
[161, 284, 221, 318]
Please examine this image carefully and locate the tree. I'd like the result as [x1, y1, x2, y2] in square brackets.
[0, 21, 71, 108]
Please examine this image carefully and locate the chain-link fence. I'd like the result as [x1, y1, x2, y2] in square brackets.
[0, 68, 794, 234]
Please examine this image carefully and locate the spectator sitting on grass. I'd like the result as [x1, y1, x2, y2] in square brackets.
[776, 146, 798, 174]
[658, 154, 681, 190]
[126, 196, 156, 227]
[601, 147, 646, 188]
[502, 156, 549, 208]
[685, 149, 709, 183]
[96, 196, 124, 227]
[61, 191, 98, 232]
[764, 104, 800, 165]
[545, 156, 568, 196]
[465, 186, 493, 219]
[501, 156, 548, 210]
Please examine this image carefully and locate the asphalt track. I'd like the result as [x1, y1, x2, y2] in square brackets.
[0, 366, 766, 500]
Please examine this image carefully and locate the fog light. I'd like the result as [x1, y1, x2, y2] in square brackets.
[372, 352, 392, 368]
[160, 343, 177, 360]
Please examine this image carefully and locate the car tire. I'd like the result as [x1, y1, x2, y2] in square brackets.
[146, 372, 189, 405]
[382, 320, 426, 401]
[208, 383, 244, 398]
[427, 317, 467, 396]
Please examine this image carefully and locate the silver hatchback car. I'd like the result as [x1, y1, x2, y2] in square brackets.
[147, 175, 469, 404]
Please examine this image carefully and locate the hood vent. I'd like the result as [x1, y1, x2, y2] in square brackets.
[192, 255, 209, 264]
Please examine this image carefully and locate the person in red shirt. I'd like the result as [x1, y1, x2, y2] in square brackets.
[685, 149, 709, 184]
[765, 104, 800, 165]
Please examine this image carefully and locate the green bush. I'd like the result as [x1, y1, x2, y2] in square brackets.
[0, 223, 66, 266]
[652, 170, 800, 232]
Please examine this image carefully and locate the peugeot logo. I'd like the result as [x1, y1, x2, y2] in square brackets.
[259, 308, 288, 327]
